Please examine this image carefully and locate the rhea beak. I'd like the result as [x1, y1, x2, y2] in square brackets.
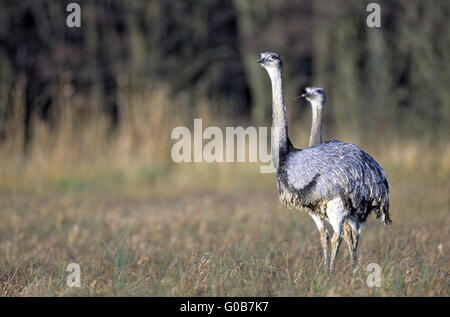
[301, 92, 307, 98]
[257, 58, 265, 64]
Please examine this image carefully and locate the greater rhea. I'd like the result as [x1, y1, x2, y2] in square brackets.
[303, 86, 378, 267]
[258, 52, 391, 270]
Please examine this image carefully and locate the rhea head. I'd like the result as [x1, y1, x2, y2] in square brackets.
[257, 52, 283, 75]
[301, 87, 326, 106]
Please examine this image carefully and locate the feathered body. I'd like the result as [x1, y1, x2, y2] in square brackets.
[277, 140, 391, 225]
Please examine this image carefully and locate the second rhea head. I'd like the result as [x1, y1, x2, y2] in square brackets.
[302, 87, 326, 104]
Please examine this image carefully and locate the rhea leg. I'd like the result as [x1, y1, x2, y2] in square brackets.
[326, 198, 349, 272]
[309, 212, 329, 268]
[343, 217, 361, 267]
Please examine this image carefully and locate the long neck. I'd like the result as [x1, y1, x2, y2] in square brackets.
[268, 67, 289, 169]
[308, 102, 323, 147]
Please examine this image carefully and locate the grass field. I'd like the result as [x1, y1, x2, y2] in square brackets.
[0, 124, 449, 296]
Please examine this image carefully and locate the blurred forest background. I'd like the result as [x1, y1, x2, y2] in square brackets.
[0, 0, 449, 162]
[0, 0, 449, 297]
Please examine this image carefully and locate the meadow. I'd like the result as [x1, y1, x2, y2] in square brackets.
[0, 92, 448, 296]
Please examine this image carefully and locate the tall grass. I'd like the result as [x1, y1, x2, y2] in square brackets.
[0, 87, 448, 296]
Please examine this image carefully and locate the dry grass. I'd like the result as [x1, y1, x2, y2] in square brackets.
[0, 89, 449, 296]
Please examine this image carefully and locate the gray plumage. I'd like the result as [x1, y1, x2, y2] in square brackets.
[258, 52, 391, 271]
[279, 140, 390, 225]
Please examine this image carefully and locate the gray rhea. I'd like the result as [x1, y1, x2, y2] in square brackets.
[258, 52, 392, 271]
[303, 86, 372, 267]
